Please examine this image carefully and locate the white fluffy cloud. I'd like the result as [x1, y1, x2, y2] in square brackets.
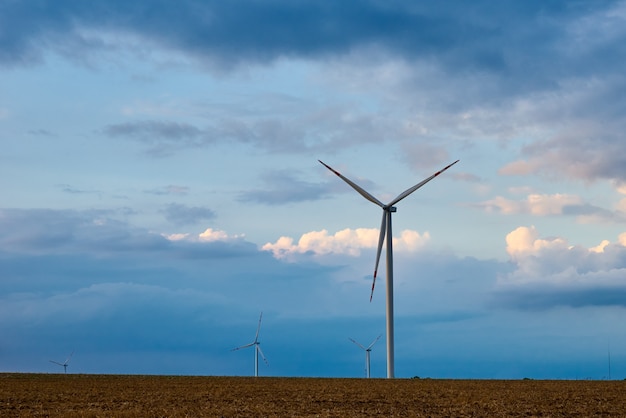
[505, 226, 570, 259]
[262, 228, 430, 260]
[164, 228, 243, 242]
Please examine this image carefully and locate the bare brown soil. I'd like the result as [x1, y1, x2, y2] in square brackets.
[1, 373, 625, 417]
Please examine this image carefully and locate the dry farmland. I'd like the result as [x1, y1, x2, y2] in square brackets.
[2, 373, 626, 417]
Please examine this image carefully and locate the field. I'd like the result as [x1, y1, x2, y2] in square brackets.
[2, 373, 625, 417]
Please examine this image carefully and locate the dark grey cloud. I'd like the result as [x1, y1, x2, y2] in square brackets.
[144, 185, 190, 196]
[102, 107, 391, 156]
[58, 184, 100, 195]
[103, 121, 209, 157]
[495, 238, 626, 310]
[4, 205, 622, 377]
[562, 203, 626, 223]
[237, 169, 330, 205]
[0, 206, 376, 376]
[494, 284, 626, 311]
[0, 0, 610, 79]
[0, 208, 168, 255]
[104, 120, 202, 140]
[28, 129, 55, 136]
[20, 0, 609, 178]
[0, 1, 476, 65]
[505, 124, 626, 183]
[0, 208, 253, 258]
[3, 0, 624, 122]
[161, 203, 216, 225]
[102, 118, 301, 156]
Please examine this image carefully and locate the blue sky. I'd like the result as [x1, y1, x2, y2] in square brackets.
[1, 0, 626, 379]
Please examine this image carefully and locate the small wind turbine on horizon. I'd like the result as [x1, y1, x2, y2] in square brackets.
[607, 339, 611, 380]
[49, 351, 74, 374]
[319, 159, 459, 378]
[231, 312, 269, 377]
[349, 334, 382, 378]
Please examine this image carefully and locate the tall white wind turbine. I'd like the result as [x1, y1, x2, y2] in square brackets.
[349, 334, 382, 378]
[49, 351, 74, 374]
[320, 159, 459, 378]
[231, 312, 269, 377]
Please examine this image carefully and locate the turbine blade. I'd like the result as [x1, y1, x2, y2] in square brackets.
[231, 342, 255, 351]
[254, 312, 263, 343]
[371, 211, 387, 302]
[349, 337, 366, 350]
[387, 160, 459, 207]
[65, 351, 74, 365]
[257, 345, 269, 366]
[49, 360, 63, 366]
[367, 334, 383, 350]
[319, 160, 384, 207]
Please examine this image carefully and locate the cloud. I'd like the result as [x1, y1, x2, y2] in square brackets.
[262, 228, 430, 260]
[144, 185, 189, 196]
[495, 226, 626, 309]
[163, 227, 245, 243]
[161, 203, 215, 226]
[237, 170, 329, 205]
[0, 282, 210, 325]
[400, 142, 452, 172]
[103, 120, 209, 157]
[0, 208, 254, 260]
[4, 1, 626, 378]
[198, 228, 231, 242]
[14, 0, 620, 179]
[0, 1, 570, 69]
[0, 208, 167, 255]
[497, 76, 626, 184]
[28, 129, 55, 136]
[59, 184, 100, 195]
[2, 1, 617, 91]
[453, 172, 482, 183]
[476, 193, 583, 216]
[103, 102, 407, 156]
[0, 208, 325, 311]
[475, 193, 626, 223]
[504, 226, 570, 260]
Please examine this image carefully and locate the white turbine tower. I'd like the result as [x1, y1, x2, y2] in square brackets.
[349, 334, 382, 378]
[320, 159, 459, 378]
[49, 351, 74, 374]
[232, 312, 269, 377]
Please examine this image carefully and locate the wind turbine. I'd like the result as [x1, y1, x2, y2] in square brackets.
[231, 312, 269, 377]
[349, 334, 382, 378]
[49, 351, 74, 374]
[320, 159, 459, 378]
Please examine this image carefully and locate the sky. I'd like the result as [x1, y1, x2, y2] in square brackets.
[1, 0, 626, 379]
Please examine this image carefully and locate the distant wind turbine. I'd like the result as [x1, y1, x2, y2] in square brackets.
[320, 159, 459, 378]
[607, 339, 611, 380]
[49, 351, 74, 374]
[231, 312, 269, 377]
[349, 334, 382, 378]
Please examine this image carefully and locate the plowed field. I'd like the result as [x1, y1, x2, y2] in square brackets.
[1, 373, 625, 417]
